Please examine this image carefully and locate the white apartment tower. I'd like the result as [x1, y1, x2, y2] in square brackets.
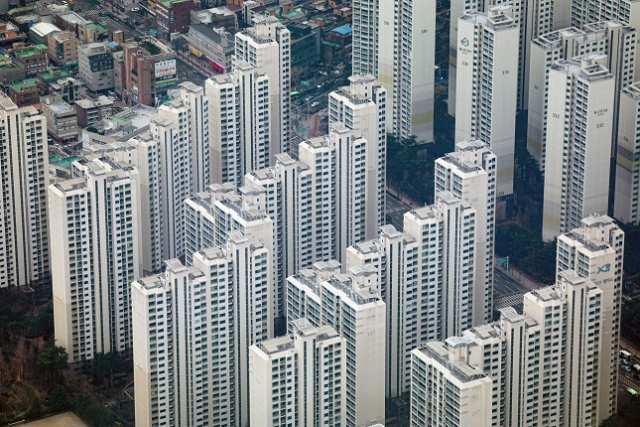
[206, 63, 271, 187]
[132, 234, 272, 427]
[528, 22, 636, 170]
[346, 225, 419, 399]
[448, 0, 564, 115]
[286, 263, 386, 427]
[50, 158, 141, 363]
[411, 270, 607, 427]
[329, 74, 387, 239]
[150, 82, 210, 260]
[0, 95, 49, 288]
[378, 0, 435, 143]
[615, 82, 640, 224]
[404, 192, 478, 340]
[177, 81, 210, 193]
[245, 154, 314, 320]
[435, 140, 497, 326]
[542, 57, 615, 241]
[235, 16, 291, 153]
[249, 319, 346, 427]
[556, 215, 624, 422]
[455, 8, 519, 197]
[410, 341, 493, 427]
[183, 184, 273, 263]
[83, 135, 163, 273]
[351, 0, 377, 76]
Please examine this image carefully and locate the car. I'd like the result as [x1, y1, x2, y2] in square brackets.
[317, 84, 323, 89]
[131, 7, 140, 11]
[311, 101, 320, 107]
[318, 70, 328, 76]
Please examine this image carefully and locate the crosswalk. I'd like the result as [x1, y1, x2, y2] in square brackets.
[494, 291, 527, 310]
[84, 9, 101, 16]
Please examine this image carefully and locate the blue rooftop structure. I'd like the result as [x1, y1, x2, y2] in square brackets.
[331, 25, 352, 36]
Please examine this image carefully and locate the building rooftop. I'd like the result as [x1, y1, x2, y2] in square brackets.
[417, 342, 488, 384]
[331, 24, 352, 35]
[14, 44, 48, 58]
[56, 11, 90, 26]
[9, 78, 38, 92]
[42, 96, 75, 115]
[85, 22, 107, 33]
[38, 67, 72, 82]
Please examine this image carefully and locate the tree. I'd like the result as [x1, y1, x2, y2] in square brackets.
[91, 352, 122, 395]
[47, 385, 70, 412]
[35, 341, 68, 389]
[600, 417, 618, 427]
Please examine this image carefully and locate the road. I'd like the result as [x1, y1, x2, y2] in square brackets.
[71, 0, 146, 39]
[493, 269, 529, 311]
[385, 192, 411, 230]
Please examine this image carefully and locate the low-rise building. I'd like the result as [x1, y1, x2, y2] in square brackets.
[7, 7, 41, 34]
[54, 11, 90, 35]
[0, 22, 27, 47]
[156, 0, 193, 41]
[0, 54, 26, 84]
[49, 76, 82, 104]
[41, 95, 78, 144]
[36, 66, 71, 92]
[119, 39, 177, 106]
[13, 44, 49, 76]
[8, 77, 39, 106]
[29, 22, 61, 46]
[190, 7, 238, 29]
[75, 96, 113, 128]
[48, 31, 79, 66]
[78, 43, 114, 92]
[81, 22, 109, 44]
[187, 25, 234, 73]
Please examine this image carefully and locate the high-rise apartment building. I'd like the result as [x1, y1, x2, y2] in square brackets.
[235, 16, 291, 153]
[435, 140, 497, 326]
[183, 184, 274, 265]
[528, 22, 636, 170]
[341, 192, 478, 401]
[83, 135, 163, 273]
[345, 225, 419, 399]
[286, 262, 386, 427]
[542, 57, 615, 241]
[410, 341, 493, 427]
[615, 82, 640, 224]
[207, 62, 271, 187]
[0, 95, 49, 288]
[404, 193, 478, 340]
[329, 75, 387, 240]
[377, 0, 435, 143]
[351, 0, 377, 77]
[411, 269, 607, 426]
[150, 82, 209, 259]
[571, 0, 640, 69]
[132, 234, 272, 427]
[245, 154, 314, 321]
[449, 0, 563, 115]
[50, 158, 141, 363]
[249, 319, 346, 427]
[556, 215, 624, 421]
[455, 8, 519, 197]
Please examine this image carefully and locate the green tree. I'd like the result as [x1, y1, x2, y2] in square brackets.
[92, 352, 122, 394]
[35, 341, 68, 389]
[47, 384, 70, 412]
